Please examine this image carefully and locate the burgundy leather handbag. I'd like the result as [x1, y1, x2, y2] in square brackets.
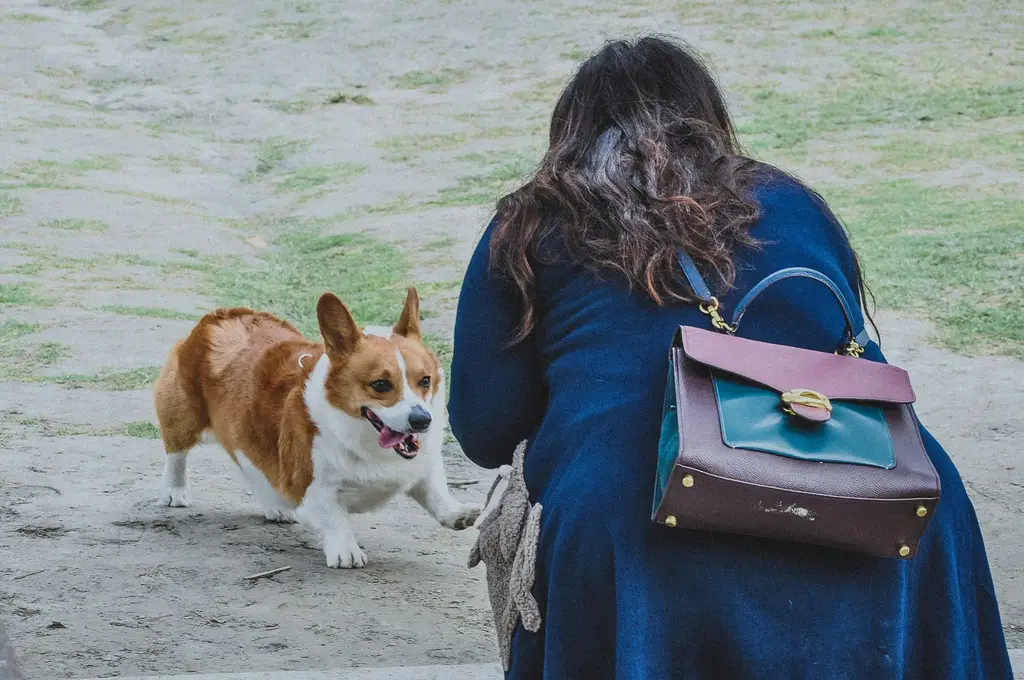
[652, 252, 941, 559]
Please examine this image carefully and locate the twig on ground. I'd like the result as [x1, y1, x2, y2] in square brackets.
[243, 566, 291, 581]
[12, 569, 46, 581]
[449, 480, 480, 489]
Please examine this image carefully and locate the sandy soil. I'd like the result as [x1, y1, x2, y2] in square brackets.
[0, 1, 1020, 678]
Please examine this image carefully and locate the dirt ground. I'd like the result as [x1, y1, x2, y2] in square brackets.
[0, 1, 1021, 679]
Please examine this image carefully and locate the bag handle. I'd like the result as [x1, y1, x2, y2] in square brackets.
[676, 251, 869, 357]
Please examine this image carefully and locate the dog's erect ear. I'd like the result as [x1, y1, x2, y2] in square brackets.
[393, 287, 420, 338]
[317, 292, 360, 356]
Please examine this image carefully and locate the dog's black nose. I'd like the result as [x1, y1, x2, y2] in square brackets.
[407, 406, 432, 432]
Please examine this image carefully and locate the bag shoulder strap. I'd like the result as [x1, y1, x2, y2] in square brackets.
[676, 252, 715, 304]
[676, 250, 870, 352]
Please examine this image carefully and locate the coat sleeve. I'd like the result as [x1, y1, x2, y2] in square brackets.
[448, 217, 547, 469]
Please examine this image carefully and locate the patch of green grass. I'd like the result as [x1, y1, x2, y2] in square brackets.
[0, 327, 70, 381]
[0, 283, 46, 307]
[328, 196, 420, 222]
[739, 82, 1024, 151]
[18, 91, 92, 111]
[167, 28, 227, 49]
[559, 48, 590, 61]
[872, 133, 1023, 175]
[36, 342, 69, 365]
[326, 92, 375, 105]
[430, 152, 537, 207]
[392, 68, 468, 90]
[107, 253, 156, 267]
[512, 77, 566, 104]
[1, 155, 121, 190]
[0, 321, 42, 343]
[145, 16, 181, 32]
[43, 0, 106, 11]
[267, 98, 316, 114]
[415, 279, 463, 298]
[422, 332, 452, 378]
[862, 26, 904, 39]
[9, 417, 161, 438]
[207, 228, 411, 337]
[424, 236, 458, 251]
[7, 13, 50, 22]
[38, 66, 78, 79]
[100, 305, 197, 321]
[173, 248, 200, 258]
[1, 160, 80, 189]
[9, 262, 44, 276]
[107, 189, 190, 206]
[250, 138, 309, 178]
[375, 132, 468, 163]
[3, 246, 158, 279]
[145, 121, 169, 136]
[0, 193, 22, 218]
[799, 28, 838, 39]
[72, 276, 152, 291]
[826, 181, 1024, 356]
[253, 19, 318, 40]
[71, 155, 120, 171]
[20, 115, 112, 130]
[275, 163, 367, 193]
[40, 218, 108, 232]
[52, 366, 161, 391]
[113, 421, 161, 439]
[152, 154, 203, 173]
[159, 258, 214, 278]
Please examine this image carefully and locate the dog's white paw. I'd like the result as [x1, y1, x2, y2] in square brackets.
[441, 502, 483, 531]
[263, 508, 297, 523]
[159, 485, 190, 507]
[323, 535, 367, 569]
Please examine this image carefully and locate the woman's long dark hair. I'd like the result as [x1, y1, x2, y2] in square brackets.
[490, 36, 874, 343]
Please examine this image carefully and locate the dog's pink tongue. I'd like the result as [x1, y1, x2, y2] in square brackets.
[378, 426, 406, 449]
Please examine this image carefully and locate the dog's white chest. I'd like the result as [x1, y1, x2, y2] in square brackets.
[308, 435, 430, 511]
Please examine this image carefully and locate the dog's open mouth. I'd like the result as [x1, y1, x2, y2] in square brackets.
[361, 408, 420, 459]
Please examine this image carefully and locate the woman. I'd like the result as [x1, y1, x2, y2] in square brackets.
[449, 37, 1012, 679]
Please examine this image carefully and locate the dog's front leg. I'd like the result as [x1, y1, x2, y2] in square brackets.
[408, 454, 482, 530]
[297, 482, 367, 568]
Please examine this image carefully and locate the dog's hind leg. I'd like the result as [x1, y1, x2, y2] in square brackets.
[408, 452, 482, 530]
[153, 341, 206, 508]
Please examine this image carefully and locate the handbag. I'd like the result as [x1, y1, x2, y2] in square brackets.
[652, 252, 941, 559]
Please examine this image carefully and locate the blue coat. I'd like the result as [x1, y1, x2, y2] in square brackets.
[449, 170, 1013, 680]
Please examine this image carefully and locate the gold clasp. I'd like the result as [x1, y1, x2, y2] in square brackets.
[698, 297, 737, 334]
[780, 388, 833, 416]
[836, 339, 865, 358]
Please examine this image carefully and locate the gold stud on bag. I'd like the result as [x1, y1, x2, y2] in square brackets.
[651, 253, 941, 559]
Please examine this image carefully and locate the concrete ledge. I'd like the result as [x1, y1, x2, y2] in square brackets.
[76, 663, 503, 680]
[1012, 648, 1023, 679]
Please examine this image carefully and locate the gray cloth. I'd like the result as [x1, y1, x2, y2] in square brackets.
[468, 441, 542, 671]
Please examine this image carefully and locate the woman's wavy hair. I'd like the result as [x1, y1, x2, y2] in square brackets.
[490, 36, 873, 343]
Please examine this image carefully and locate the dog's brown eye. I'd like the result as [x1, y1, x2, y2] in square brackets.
[371, 380, 392, 393]
[418, 376, 431, 389]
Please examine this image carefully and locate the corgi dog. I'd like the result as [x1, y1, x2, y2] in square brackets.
[152, 288, 481, 568]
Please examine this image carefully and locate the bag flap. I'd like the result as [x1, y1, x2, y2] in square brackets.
[679, 326, 916, 404]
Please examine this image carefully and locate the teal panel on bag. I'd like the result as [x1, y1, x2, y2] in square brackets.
[711, 371, 895, 469]
[654, 359, 680, 511]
